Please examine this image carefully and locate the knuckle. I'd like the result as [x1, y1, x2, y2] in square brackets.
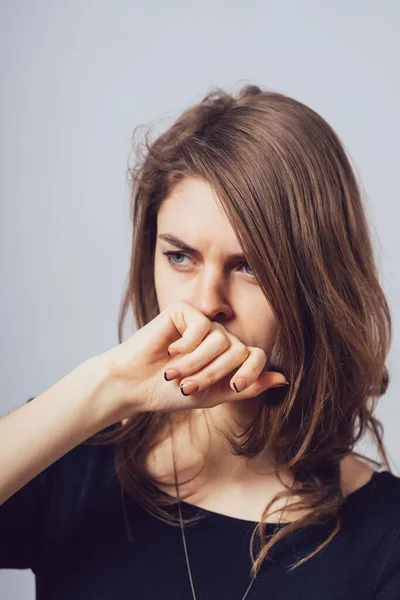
[247, 363, 260, 379]
[233, 344, 250, 362]
[210, 322, 228, 337]
[205, 370, 217, 386]
[214, 330, 230, 350]
[254, 346, 267, 363]
[246, 346, 266, 363]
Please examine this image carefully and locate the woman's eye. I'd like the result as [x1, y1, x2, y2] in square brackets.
[163, 251, 190, 266]
[162, 251, 255, 278]
[243, 263, 254, 277]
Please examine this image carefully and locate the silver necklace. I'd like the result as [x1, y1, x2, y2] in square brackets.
[170, 419, 260, 600]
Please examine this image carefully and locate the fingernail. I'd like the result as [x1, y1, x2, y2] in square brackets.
[232, 377, 247, 393]
[180, 381, 199, 396]
[164, 369, 181, 381]
[270, 380, 290, 388]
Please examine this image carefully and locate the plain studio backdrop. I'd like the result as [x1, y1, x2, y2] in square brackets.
[1, 1, 399, 597]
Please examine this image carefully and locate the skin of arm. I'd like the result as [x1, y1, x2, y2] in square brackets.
[0, 354, 121, 505]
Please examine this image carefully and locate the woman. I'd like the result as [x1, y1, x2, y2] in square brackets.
[1, 84, 399, 599]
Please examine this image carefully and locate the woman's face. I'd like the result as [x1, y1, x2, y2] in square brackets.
[153, 176, 279, 362]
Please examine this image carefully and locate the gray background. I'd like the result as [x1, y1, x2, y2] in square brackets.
[1, 1, 399, 596]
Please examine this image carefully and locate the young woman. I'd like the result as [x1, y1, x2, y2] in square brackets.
[1, 84, 399, 599]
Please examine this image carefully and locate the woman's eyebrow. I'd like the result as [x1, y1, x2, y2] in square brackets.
[158, 233, 247, 261]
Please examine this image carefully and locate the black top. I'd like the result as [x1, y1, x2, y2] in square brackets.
[1, 403, 400, 600]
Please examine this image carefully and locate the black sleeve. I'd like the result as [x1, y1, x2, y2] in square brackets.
[0, 397, 55, 572]
[373, 528, 400, 599]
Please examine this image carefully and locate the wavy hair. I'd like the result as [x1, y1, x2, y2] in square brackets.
[87, 83, 392, 577]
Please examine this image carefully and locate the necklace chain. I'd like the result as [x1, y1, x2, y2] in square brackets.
[170, 416, 259, 600]
[177, 501, 259, 600]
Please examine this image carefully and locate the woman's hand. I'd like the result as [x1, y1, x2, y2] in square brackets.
[100, 300, 289, 421]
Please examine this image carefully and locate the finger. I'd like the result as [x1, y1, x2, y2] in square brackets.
[177, 344, 260, 394]
[228, 346, 267, 393]
[194, 370, 289, 409]
[166, 301, 212, 355]
[226, 370, 289, 402]
[167, 327, 232, 379]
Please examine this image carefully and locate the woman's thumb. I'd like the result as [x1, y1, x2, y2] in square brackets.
[265, 371, 290, 389]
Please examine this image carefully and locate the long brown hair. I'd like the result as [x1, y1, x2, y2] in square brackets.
[87, 83, 392, 576]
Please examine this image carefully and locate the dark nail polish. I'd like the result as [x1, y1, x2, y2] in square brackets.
[232, 377, 247, 393]
[180, 381, 199, 396]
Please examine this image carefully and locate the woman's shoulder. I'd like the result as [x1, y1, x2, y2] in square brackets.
[341, 452, 399, 488]
[340, 453, 382, 496]
[340, 454, 400, 529]
[338, 458, 400, 596]
[341, 453, 400, 501]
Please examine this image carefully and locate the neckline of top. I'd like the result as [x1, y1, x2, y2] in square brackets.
[173, 470, 384, 526]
